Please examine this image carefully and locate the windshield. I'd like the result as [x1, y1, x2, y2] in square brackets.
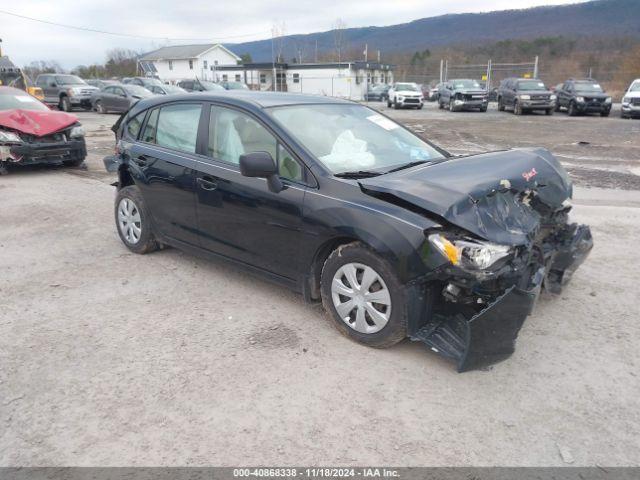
[143, 78, 163, 87]
[395, 83, 418, 91]
[452, 79, 481, 89]
[124, 85, 154, 97]
[517, 80, 547, 91]
[0, 93, 49, 112]
[200, 81, 225, 91]
[574, 82, 604, 93]
[163, 85, 185, 94]
[225, 82, 248, 90]
[269, 104, 445, 174]
[629, 82, 640, 92]
[55, 75, 86, 85]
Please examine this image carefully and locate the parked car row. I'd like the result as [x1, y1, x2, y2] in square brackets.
[34, 74, 253, 112]
[385, 77, 638, 119]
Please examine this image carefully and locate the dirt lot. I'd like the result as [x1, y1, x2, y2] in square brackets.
[1, 103, 639, 467]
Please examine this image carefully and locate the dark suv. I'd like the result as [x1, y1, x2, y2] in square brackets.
[498, 78, 556, 115]
[555, 79, 612, 117]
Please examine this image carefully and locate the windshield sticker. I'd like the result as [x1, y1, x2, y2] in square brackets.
[367, 114, 399, 131]
[15, 96, 37, 102]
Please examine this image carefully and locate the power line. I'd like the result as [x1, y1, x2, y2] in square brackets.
[0, 9, 269, 41]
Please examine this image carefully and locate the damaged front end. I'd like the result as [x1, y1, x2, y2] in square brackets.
[361, 148, 594, 371]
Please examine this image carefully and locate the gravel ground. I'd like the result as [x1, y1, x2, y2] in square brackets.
[1, 106, 639, 467]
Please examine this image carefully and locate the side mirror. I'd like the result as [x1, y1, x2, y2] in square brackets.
[239, 152, 283, 193]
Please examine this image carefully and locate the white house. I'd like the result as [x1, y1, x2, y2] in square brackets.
[214, 61, 395, 101]
[139, 44, 241, 83]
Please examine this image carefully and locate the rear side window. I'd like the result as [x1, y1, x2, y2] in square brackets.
[126, 113, 144, 140]
[143, 104, 202, 153]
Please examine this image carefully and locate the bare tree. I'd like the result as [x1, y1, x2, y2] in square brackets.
[272, 21, 287, 63]
[333, 18, 347, 64]
[22, 60, 64, 79]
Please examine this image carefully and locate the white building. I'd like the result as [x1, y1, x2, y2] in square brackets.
[215, 61, 394, 101]
[138, 44, 241, 83]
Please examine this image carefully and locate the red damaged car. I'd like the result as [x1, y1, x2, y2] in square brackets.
[0, 86, 86, 175]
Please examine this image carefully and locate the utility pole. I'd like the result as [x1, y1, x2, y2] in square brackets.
[533, 55, 539, 78]
[364, 44, 368, 62]
[271, 28, 276, 92]
[315, 40, 318, 63]
[439, 59, 444, 83]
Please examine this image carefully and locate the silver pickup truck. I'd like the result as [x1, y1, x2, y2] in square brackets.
[35, 74, 98, 111]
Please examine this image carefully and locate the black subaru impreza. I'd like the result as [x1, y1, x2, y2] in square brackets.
[105, 91, 592, 372]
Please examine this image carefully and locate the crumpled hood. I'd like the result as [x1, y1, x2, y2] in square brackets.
[360, 148, 573, 245]
[0, 109, 78, 137]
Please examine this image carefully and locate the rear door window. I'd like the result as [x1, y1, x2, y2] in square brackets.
[126, 113, 145, 140]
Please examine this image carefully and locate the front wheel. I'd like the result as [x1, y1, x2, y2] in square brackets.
[601, 111, 610, 117]
[498, 97, 505, 111]
[95, 100, 107, 114]
[567, 102, 577, 116]
[321, 242, 407, 348]
[393, 99, 400, 109]
[60, 96, 72, 112]
[545, 108, 553, 116]
[449, 99, 455, 112]
[115, 186, 158, 255]
[514, 100, 522, 115]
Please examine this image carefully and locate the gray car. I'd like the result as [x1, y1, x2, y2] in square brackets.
[35, 74, 99, 111]
[92, 84, 155, 114]
[147, 84, 186, 95]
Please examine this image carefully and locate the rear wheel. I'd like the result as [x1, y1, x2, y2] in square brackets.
[498, 97, 505, 111]
[321, 242, 407, 348]
[115, 186, 158, 255]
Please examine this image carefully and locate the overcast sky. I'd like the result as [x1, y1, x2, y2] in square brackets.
[1, 0, 589, 69]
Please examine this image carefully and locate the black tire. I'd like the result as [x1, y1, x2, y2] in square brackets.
[63, 157, 84, 167]
[449, 99, 455, 112]
[600, 111, 610, 117]
[60, 96, 72, 112]
[438, 100, 444, 110]
[514, 100, 522, 115]
[621, 111, 628, 119]
[555, 101, 561, 112]
[480, 106, 488, 112]
[545, 108, 553, 116]
[387, 99, 392, 108]
[498, 97, 505, 111]
[321, 242, 407, 348]
[417, 104, 423, 110]
[567, 102, 577, 117]
[393, 99, 400, 110]
[95, 100, 107, 114]
[114, 185, 158, 255]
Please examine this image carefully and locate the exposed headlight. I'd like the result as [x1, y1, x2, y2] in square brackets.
[576, 96, 585, 102]
[550, 94, 557, 100]
[0, 131, 22, 143]
[623, 97, 630, 104]
[69, 126, 85, 138]
[429, 233, 512, 270]
[605, 97, 612, 104]
[519, 94, 531, 100]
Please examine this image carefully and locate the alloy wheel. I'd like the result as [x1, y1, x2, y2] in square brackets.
[331, 262, 391, 334]
[117, 198, 142, 244]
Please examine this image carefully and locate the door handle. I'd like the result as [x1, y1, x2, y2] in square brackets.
[134, 155, 149, 167]
[197, 176, 218, 191]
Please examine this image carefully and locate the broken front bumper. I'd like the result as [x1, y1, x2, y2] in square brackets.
[1, 139, 86, 166]
[411, 224, 593, 372]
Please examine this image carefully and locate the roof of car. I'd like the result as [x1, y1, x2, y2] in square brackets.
[133, 91, 354, 111]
